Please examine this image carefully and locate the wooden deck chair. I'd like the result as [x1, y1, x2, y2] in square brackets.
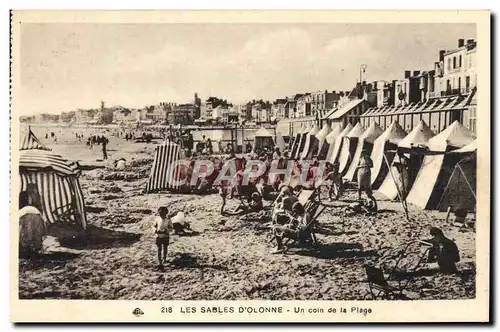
[282, 203, 326, 251]
[51, 187, 84, 229]
[363, 241, 431, 300]
[297, 187, 321, 206]
[364, 266, 405, 300]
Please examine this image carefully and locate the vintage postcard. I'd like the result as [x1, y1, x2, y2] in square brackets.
[10, 10, 490, 323]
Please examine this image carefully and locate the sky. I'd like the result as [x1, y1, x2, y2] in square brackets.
[19, 23, 476, 116]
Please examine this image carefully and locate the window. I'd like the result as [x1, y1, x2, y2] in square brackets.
[459, 55, 462, 67]
[429, 77, 435, 92]
[458, 77, 461, 90]
[447, 58, 451, 71]
[465, 76, 470, 91]
[469, 107, 476, 134]
[453, 57, 457, 69]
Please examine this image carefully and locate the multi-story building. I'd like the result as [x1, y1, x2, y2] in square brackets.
[271, 99, 287, 121]
[212, 105, 226, 121]
[284, 94, 302, 119]
[251, 103, 262, 122]
[295, 93, 311, 118]
[168, 104, 195, 124]
[34, 113, 59, 123]
[440, 38, 477, 97]
[113, 108, 138, 123]
[74, 109, 97, 123]
[226, 105, 240, 123]
[200, 100, 214, 120]
[310, 90, 343, 118]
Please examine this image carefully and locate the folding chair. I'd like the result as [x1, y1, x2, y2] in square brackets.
[281, 203, 326, 251]
[363, 241, 431, 300]
[364, 265, 405, 300]
[52, 193, 83, 229]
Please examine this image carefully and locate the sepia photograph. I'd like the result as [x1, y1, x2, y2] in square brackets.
[9, 10, 490, 322]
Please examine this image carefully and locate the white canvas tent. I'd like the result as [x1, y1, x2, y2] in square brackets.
[290, 124, 305, 158]
[378, 120, 435, 200]
[369, 121, 407, 188]
[275, 130, 286, 151]
[337, 123, 365, 175]
[294, 124, 312, 159]
[253, 126, 275, 153]
[19, 133, 87, 229]
[300, 124, 320, 160]
[315, 123, 332, 160]
[406, 121, 476, 209]
[437, 140, 477, 212]
[343, 122, 383, 181]
[326, 123, 350, 162]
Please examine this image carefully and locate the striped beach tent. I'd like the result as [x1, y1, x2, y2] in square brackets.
[19, 149, 87, 229]
[145, 141, 183, 193]
[20, 127, 51, 151]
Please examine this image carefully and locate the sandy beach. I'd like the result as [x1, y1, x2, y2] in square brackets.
[18, 128, 476, 300]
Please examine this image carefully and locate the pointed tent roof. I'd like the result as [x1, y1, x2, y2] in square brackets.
[325, 123, 344, 144]
[19, 149, 81, 176]
[275, 131, 286, 150]
[427, 121, 476, 152]
[449, 139, 477, 154]
[346, 122, 365, 138]
[375, 121, 407, 145]
[359, 122, 383, 143]
[254, 126, 274, 137]
[20, 127, 51, 151]
[316, 123, 332, 141]
[306, 124, 320, 137]
[398, 120, 434, 150]
[301, 123, 312, 134]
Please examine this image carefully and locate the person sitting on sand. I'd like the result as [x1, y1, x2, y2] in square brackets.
[345, 197, 377, 216]
[152, 206, 173, 267]
[422, 227, 460, 274]
[171, 212, 192, 235]
[271, 202, 311, 253]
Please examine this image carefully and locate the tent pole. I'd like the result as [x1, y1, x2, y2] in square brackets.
[384, 152, 410, 221]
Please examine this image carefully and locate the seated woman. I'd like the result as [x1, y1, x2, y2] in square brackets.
[271, 202, 311, 253]
[422, 227, 460, 274]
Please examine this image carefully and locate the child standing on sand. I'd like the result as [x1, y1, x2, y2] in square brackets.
[153, 207, 173, 267]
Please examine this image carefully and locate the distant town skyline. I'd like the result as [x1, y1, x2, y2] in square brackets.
[19, 23, 475, 116]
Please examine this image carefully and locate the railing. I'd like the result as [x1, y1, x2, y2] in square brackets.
[442, 87, 470, 96]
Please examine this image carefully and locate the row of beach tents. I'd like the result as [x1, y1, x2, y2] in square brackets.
[288, 120, 477, 212]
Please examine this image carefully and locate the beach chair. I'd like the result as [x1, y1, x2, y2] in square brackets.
[281, 202, 326, 251]
[297, 187, 321, 206]
[52, 201, 83, 229]
[363, 241, 431, 300]
[364, 265, 406, 300]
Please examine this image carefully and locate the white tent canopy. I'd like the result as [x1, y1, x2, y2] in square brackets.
[378, 120, 435, 201]
[368, 121, 407, 188]
[343, 122, 383, 181]
[406, 121, 476, 209]
[327, 123, 352, 164]
[300, 124, 320, 160]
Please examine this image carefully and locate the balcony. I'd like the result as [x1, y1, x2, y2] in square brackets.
[442, 87, 470, 96]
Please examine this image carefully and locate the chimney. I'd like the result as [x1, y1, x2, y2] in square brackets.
[413, 70, 420, 76]
[439, 50, 445, 62]
[332, 90, 336, 94]
[404, 70, 411, 79]
[467, 39, 474, 45]
[458, 39, 465, 47]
